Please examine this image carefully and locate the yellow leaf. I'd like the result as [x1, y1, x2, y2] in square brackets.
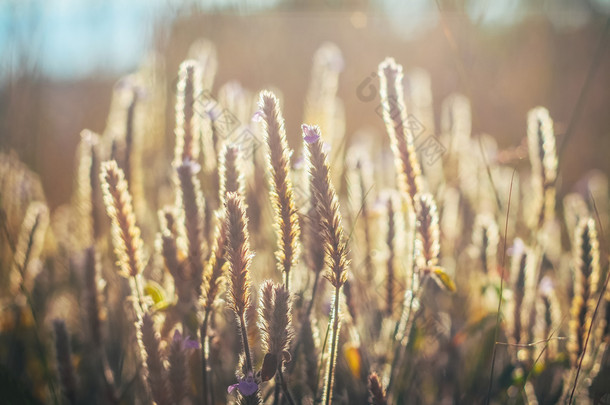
[432, 267, 457, 292]
[343, 343, 361, 378]
[144, 280, 166, 305]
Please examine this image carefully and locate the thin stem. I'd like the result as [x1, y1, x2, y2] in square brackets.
[316, 311, 332, 400]
[132, 275, 146, 315]
[200, 309, 211, 405]
[387, 277, 426, 399]
[288, 270, 321, 376]
[20, 284, 60, 405]
[306, 271, 321, 318]
[278, 367, 296, 405]
[273, 377, 281, 405]
[485, 170, 515, 405]
[239, 314, 253, 373]
[100, 350, 120, 404]
[322, 285, 341, 405]
[568, 193, 609, 404]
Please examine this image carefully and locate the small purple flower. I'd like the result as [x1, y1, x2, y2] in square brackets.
[252, 110, 265, 123]
[227, 372, 258, 396]
[172, 330, 199, 350]
[302, 124, 320, 144]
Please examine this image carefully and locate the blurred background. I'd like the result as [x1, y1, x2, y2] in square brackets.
[1, 0, 610, 209]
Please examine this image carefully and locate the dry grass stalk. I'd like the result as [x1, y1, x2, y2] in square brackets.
[303, 124, 349, 289]
[304, 160, 326, 316]
[534, 276, 561, 362]
[174, 60, 202, 166]
[199, 210, 228, 405]
[569, 217, 600, 367]
[176, 160, 206, 296]
[303, 124, 350, 405]
[386, 195, 396, 317]
[224, 192, 253, 319]
[100, 160, 144, 279]
[123, 85, 140, 189]
[219, 144, 243, 206]
[508, 240, 529, 348]
[10, 201, 49, 295]
[414, 193, 440, 278]
[168, 331, 191, 403]
[472, 213, 499, 277]
[527, 107, 557, 228]
[100, 160, 146, 315]
[259, 281, 295, 404]
[304, 43, 343, 145]
[53, 320, 77, 405]
[138, 313, 171, 405]
[202, 211, 228, 312]
[368, 372, 387, 405]
[259, 91, 301, 289]
[73, 130, 98, 247]
[353, 157, 373, 282]
[378, 58, 422, 206]
[223, 192, 257, 384]
[83, 246, 102, 348]
[259, 281, 293, 364]
[159, 208, 191, 306]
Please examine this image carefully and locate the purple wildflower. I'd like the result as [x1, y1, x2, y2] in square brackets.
[302, 124, 320, 144]
[172, 330, 199, 350]
[252, 109, 265, 123]
[227, 372, 258, 396]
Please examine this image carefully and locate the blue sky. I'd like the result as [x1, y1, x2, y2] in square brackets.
[0, 0, 607, 82]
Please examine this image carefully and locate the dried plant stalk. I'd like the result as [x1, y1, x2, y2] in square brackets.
[534, 277, 561, 362]
[10, 201, 49, 295]
[174, 60, 203, 166]
[223, 192, 261, 403]
[100, 160, 144, 279]
[219, 144, 243, 206]
[168, 332, 190, 403]
[138, 313, 171, 405]
[386, 196, 396, 317]
[203, 211, 228, 311]
[368, 372, 387, 405]
[527, 107, 557, 228]
[200, 210, 228, 405]
[303, 124, 350, 405]
[83, 246, 102, 348]
[224, 192, 253, 319]
[177, 160, 206, 296]
[259, 91, 301, 289]
[304, 124, 349, 289]
[53, 320, 77, 405]
[569, 217, 600, 367]
[378, 58, 422, 205]
[259, 281, 295, 403]
[73, 130, 99, 247]
[414, 193, 439, 277]
[100, 160, 146, 314]
[472, 213, 499, 276]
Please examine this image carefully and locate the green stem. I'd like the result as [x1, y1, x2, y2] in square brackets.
[322, 285, 341, 405]
[387, 276, 427, 400]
